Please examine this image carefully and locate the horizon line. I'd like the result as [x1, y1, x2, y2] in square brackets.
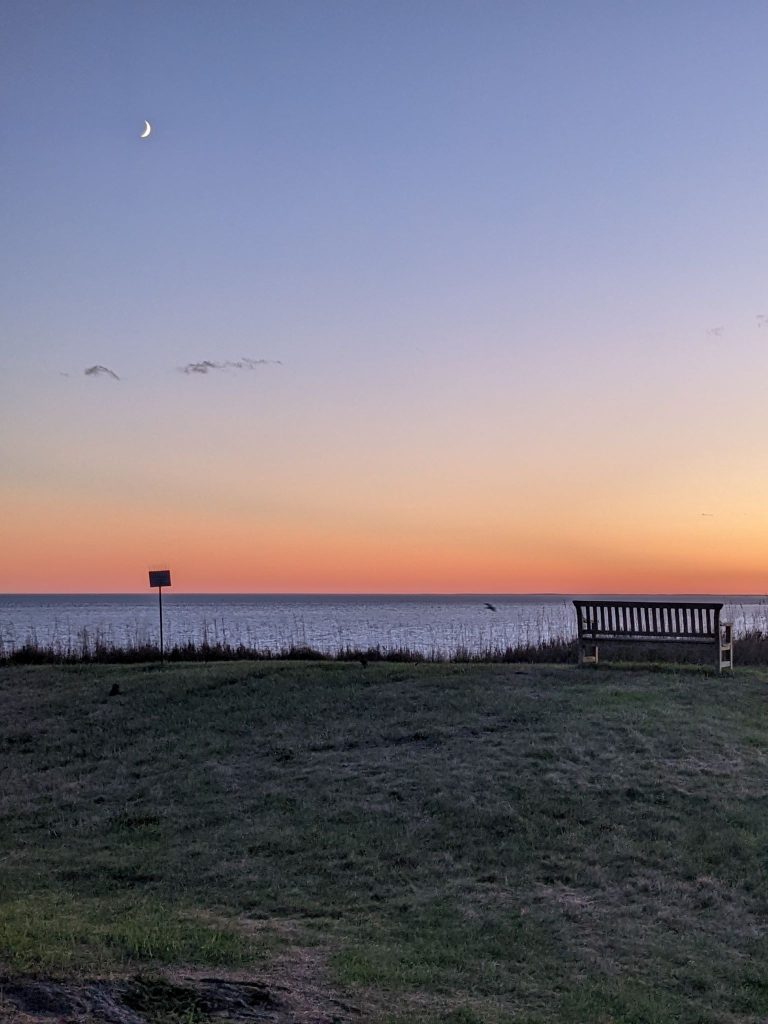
[2, 591, 767, 598]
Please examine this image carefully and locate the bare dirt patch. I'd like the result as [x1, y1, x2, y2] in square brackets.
[0, 968, 360, 1023]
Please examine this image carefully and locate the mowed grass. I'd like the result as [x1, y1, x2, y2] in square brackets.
[2, 660, 768, 1022]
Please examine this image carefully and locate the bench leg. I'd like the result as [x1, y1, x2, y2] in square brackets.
[579, 642, 598, 666]
[718, 624, 733, 672]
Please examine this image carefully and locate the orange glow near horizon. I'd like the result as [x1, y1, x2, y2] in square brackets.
[3, 481, 768, 595]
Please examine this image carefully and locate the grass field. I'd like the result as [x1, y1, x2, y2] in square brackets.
[2, 660, 768, 1023]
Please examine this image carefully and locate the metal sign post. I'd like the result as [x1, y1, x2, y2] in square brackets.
[148, 570, 172, 661]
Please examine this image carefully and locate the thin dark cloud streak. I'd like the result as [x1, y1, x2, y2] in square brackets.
[84, 365, 120, 380]
[179, 357, 282, 375]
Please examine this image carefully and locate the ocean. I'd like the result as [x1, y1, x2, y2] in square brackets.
[1, 594, 767, 657]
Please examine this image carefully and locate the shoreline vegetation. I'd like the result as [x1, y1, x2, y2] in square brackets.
[3, 660, 768, 1023]
[0, 634, 576, 666]
[6, 628, 768, 665]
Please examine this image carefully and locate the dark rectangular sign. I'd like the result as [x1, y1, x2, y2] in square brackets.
[148, 570, 171, 588]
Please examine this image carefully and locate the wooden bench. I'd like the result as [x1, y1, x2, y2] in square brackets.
[573, 600, 733, 671]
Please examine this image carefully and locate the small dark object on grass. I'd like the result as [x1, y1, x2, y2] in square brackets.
[359, 656, 368, 668]
[109, 683, 121, 697]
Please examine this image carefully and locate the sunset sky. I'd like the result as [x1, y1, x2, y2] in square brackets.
[2, 1, 768, 594]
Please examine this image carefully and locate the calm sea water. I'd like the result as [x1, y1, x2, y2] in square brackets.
[1, 594, 767, 657]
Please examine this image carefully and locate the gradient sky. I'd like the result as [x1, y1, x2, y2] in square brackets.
[2, 1, 768, 593]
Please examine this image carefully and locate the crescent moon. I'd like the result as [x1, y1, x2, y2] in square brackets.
[140, 120, 151, 139]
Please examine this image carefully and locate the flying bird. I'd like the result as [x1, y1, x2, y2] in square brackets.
[706, 326, 724, 338]
[484, 602, 497, 612]
[84, 365, 120, 380]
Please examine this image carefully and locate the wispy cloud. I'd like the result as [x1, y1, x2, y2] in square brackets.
[84, 365, 120, 380]
[179, 357, 282, 375]
[180, 360, 219, 375]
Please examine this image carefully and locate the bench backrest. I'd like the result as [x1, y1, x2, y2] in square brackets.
[573, 600, 722, 640]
